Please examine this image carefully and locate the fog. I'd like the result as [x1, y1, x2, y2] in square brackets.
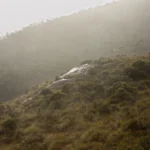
[0, 0, 115, 35]
[0, 0, 149, 101]
[0, 1, 150, 149]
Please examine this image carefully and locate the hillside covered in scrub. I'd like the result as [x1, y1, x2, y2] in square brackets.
[0, 54, 150, 150]
[0, 0, 150, 101]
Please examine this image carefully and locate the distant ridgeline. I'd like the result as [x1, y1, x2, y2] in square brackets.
[0, 0, 150, 101]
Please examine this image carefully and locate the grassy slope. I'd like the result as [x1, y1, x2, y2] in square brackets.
[0, 54, 150, 150]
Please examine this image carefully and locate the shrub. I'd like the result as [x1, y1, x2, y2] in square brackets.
[61, 84, 74, 93]
[81, 128, 108, 143]
[125, 67, 147, 80]
[139, 109, 150, 129]
[123, 119, 145, 131]
[40, 88, 52, 95]
[111, 88, 134, 103]
[133, 60, 150, 73]
[79, 82, 92, 92]
[138, 80, 150, 90]
[107, 130, 124, 143]
[50, 100, 64, 110]
[48, 140, 65, 150]
[109, 82, 136, 103]
[92, 100, 119, 117]
[109, 104, 120, 112]
[50, 91, 65, 101]
[94, 102, 111, 115]
[88, 68, 98, 76]
[79, 82, 104, 95]
[125, 60, 150, 80]
[24, 125, 41, 135]
[124, 134, 150, 150]
[19, 133, 46, 150]
[83, 106, 97, 121]
[94, 84, 105, 94]
[109, 82, 136, 95]
[101, 71, 110, 79]
[139, 135, 150, 150]
[56, 117, 75, 131]
[1, 118, 17, 135]
[46, 134, 70, 150]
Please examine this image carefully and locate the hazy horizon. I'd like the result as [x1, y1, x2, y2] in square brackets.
[0, 0, 116, 36]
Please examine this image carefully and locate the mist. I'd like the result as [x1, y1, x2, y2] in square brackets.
[0, 0, 150, 149]
[0, 0, 149, 101]
[0, 0, 115, 36]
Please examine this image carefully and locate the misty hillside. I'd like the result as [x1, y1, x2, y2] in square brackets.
[0, 0, 150, 100]
[0, 54, 150, 150]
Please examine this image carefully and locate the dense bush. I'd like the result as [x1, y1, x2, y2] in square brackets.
[1, 118, 17, 135]
[125, 67, 147, 80]
[125, 60, 150, 80]
[79, 82, 104, 94]
[109, 82, 136, 95]
[133, 60, 150, 73]
[108, 82, 136, 103]
[123, 119, 144, 131]
[50, 91, 65, 101]
[40, 88, 52, 95]
[50, 100, 64, 110]
[93, 101, 111, 115]
[61, 84, 75, 93]
[111, 88, 134, 103]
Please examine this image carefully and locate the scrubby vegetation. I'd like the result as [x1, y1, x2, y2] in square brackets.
[0, 54, 150, 150]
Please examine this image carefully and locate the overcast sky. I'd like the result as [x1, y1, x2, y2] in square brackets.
[0, 0, 115, 36]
